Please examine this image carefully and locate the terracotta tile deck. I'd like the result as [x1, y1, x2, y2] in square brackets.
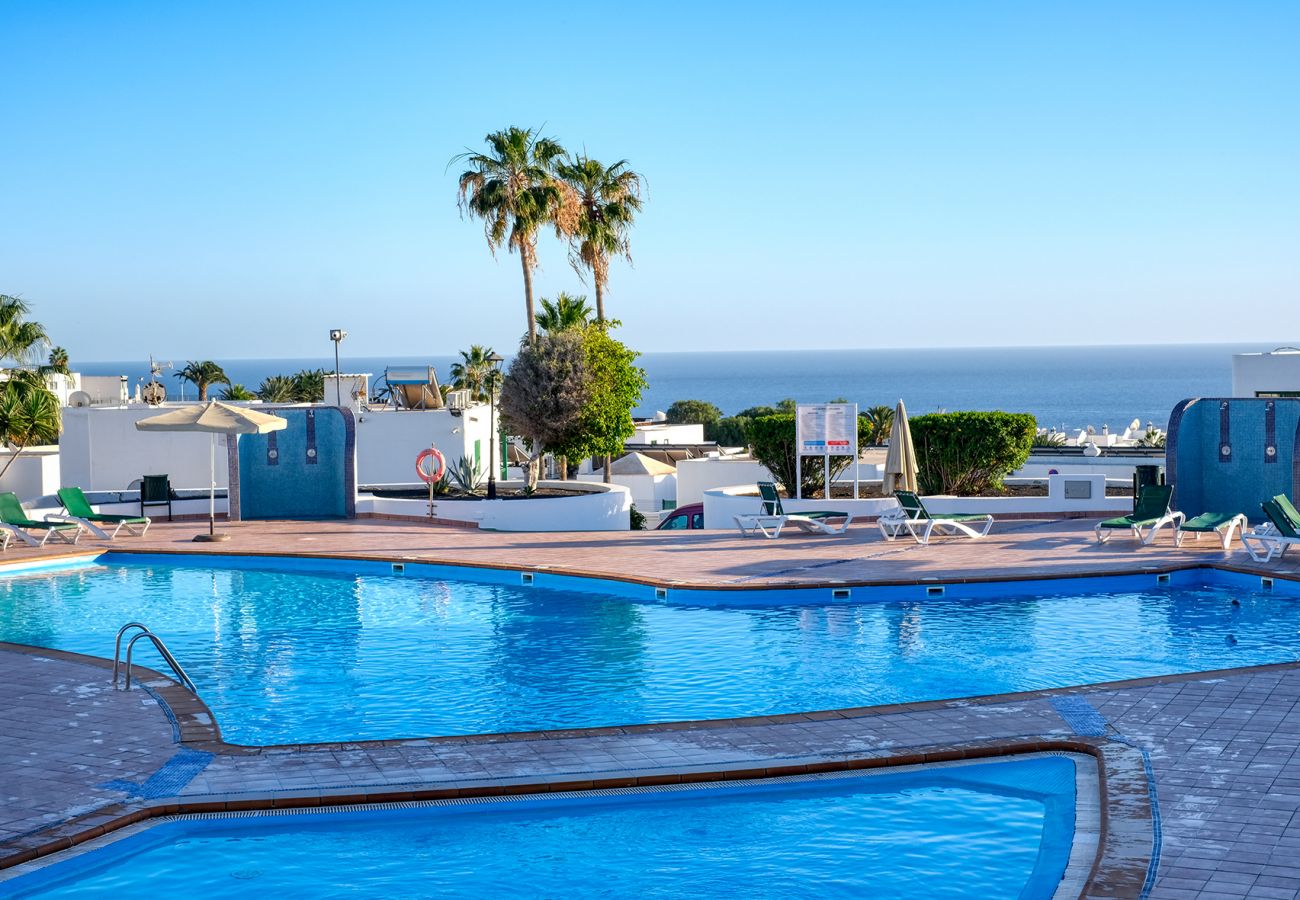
[3, 517, 1300, 897]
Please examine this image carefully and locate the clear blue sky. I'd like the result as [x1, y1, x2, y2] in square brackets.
[2, 1, 1297, 361]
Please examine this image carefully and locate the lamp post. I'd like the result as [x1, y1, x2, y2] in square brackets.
[487, 352, 505, 500]
[329, 329, 347, 406]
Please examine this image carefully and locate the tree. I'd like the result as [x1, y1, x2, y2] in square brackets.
[450, 345, 500, 403]
[499, 330, 592, 488]
[550, 324, 646, 473]
[454, 127, 567, 342]
[0, 295, 51, 365]
[744, 413, 872, 498]
[863, 405, 895, 445]
[290, 368, 326, 402]
[910, 411, 1037, 495]
[45, 346, 70, 375]
[221, 384, 256, 401]
[665, 400, 722, 428]
[553, 155, 644, 324]
[0, 373, 61, 477]
[174, 360, 230, 401]
[536, 293, 593, 333]
[258, 375, 296, 403]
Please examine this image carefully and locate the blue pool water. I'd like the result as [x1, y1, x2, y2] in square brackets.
[0, 556, 1291, 745]
[0, 756, 1078, 899]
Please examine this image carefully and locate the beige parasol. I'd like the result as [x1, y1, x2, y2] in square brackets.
[881, 399, 918, 496]
[135, 401, 287, 541]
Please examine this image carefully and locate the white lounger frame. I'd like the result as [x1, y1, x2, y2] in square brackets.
[1174, 514, 1247, 550]
[3, 521, 80, 547]
[734, 513, 853, 539]
[1094, 511, 1184, 546]
[877, 509, 994, 545]
[1240, 523, 1300, 563]
[46, 513, 150, 540]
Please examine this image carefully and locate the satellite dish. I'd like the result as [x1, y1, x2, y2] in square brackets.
[142, 381, 166, 405]
[68, 390, 93, 408]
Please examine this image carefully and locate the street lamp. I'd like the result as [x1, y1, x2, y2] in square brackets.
[487, 352, 505, 499]
[329, 329, 347, 406]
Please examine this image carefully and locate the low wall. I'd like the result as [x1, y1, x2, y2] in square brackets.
[357, 480, 632, 532]
[0, 450, 60, 502]
[703, 486, 897, 530]
[26, 490, 229, 521]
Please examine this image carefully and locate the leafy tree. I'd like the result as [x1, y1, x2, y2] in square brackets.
[0, 295, 50, 364]
[710, 416, 750, 447]
[174, 360, 230, 401]
[536, 293, 593, 333]
[499, 329, 592, 488]
[45, 346, 70, 375]
[665, 399, 722, 428]
[910, 411, 1037, 495]
[737, 398, 797, 419]
[744, 414, 871, 498]
[550, 324, 647, 468]
[862, 405, 896, 445]
[454, 127, 567, 342]
[450, 345, 501, 403]
[221, 383, 257, 401]
[553, 155, 644, 324]
[0, 371, 61, 477]
[290, 368, 326, 403]
[258, 375, 296, 403]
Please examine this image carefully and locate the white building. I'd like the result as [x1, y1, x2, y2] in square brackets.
[1232, 347, 1300, 398]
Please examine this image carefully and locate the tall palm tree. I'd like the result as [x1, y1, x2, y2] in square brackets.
[450, 345, 500, 403]
[552, 155, 644, 324]
[45, 346, 70, 374]
[258, 375, 296, 403]
[454, 127, 567, 342]
[0, 295, 50, 365]
[535, 293, 593, 334]
[864, 405, 896, 446]
[174, 360, 230, 401]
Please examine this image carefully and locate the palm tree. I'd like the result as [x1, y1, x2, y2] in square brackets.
[454, 127, 567, 342]
[258, 375, 296, 403]
[45, 346, 70, 375]
[0, 295, 50, 365]
[290, 368, 327, 403]
[864, 405, 896, 445]
[450, 345, 500, 403]
[174, 360, 230, 401]
[552, 155, 644, 324]
[535, 293, 593, 334]
[0, 371, 61, 477]
[221, 384, 257, 401]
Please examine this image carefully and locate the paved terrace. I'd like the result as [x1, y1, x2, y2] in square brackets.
[3, 518, 1300, 898]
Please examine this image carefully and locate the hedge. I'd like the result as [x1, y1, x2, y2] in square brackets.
[909, 411, 1036, 496]
[744, 414, 872, 498]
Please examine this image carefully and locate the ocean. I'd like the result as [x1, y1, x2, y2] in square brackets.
[74, 343, 1275, 433]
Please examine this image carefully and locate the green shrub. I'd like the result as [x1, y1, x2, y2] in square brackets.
[629, 504, 647, 530]
[910, 411, 1036, 496]
[665, 399, 722, 428]
[744, 414, 871, 498]
[710, 415, 750, 446]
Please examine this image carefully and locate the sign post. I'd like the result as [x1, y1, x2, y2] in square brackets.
[794, 403, 859, 500]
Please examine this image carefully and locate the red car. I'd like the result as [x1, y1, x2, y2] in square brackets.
[656, 503, 704, 530]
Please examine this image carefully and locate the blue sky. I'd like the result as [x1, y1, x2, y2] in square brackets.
[2, 1, 1296, 361]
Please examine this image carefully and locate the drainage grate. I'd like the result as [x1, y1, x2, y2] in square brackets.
[521, 572, 535, 586]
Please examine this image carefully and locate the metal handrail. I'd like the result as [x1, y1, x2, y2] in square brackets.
[112, 623, 199, 694]
[112, 622, 151, 685]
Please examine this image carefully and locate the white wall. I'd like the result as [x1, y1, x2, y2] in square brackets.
[60, 406, 230, 491]
[359, 480, 632, 531]
[577, 471, 676, 514]
[353, 405, 495, 485]
[675, 458, 772, 506]
[0, 449, 60, 501]
[1015, 454, 1164, 481]
[1233, 349, 1300, 397]
[630, 422, 705, 444]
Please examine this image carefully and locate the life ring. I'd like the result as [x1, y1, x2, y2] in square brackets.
[415, 448, 446, 484]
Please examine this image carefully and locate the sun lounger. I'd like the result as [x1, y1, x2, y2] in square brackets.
[1094, 484, 1183, 545]
[0, 492, 81, 546]
[53, 487, 151, 539]
[734, 482, 853, 538]
[878, 490, 994, 545]
[1241, 496, 1300, 563]
[1175, 512, 1248, 549]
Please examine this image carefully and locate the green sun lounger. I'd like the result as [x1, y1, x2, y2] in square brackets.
[1175, 511, 1248, 549]
[735, 482, 853, 538]
[0, 492, 81, 546]
[56, 487, 151, 539]
[1095, 484, 1183, 545]
[1241, 496, 1300, 563]
[878, 490, 994, 545]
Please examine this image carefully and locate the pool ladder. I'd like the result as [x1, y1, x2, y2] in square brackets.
[112, 622, 199, 695]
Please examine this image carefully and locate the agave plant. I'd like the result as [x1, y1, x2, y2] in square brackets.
[447, 455, 485, 494]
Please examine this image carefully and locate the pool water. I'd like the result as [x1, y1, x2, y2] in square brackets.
[0, 756, 1079, 899]
[0, 556, 1290, 744]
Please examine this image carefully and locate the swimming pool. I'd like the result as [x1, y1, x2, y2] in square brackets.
[0, 554, 1291, 744]
[0, 755, 1083, 899]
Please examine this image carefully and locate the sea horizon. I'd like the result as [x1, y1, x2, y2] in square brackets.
[73, 341, 1282, 433]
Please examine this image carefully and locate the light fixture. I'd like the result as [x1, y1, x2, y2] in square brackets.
[329, 329, 347, 406]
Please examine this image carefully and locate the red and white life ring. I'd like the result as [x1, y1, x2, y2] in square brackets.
[415, 448, 446, 484]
